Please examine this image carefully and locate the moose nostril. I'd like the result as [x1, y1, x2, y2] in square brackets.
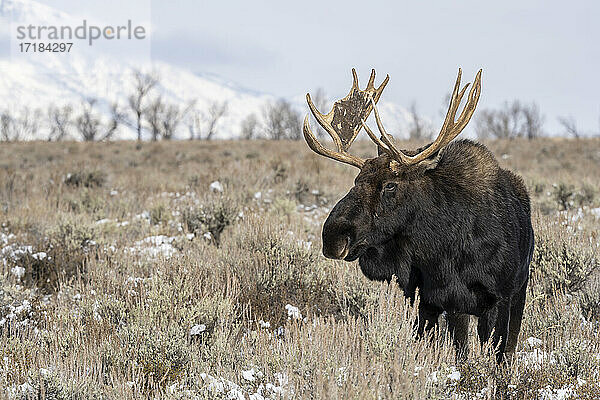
[322, 215, 355, 259]
[337, 236, 350, 259]
[323, 235, 350, 260]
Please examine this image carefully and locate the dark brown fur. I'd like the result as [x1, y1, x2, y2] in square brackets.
[321, 139, 534, 362]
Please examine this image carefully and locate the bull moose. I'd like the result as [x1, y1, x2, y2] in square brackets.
[302, 69, 534, 362]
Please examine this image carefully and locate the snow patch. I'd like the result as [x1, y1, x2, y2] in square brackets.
[190, 324, 207, 335]
[285, 304, 302, 320]
[210, 181, 224, 193]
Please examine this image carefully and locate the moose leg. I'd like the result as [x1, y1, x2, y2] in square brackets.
[447, 313, 470, 360]
[417, 303, 441, 337]
[492, 300, 511, 363]
[476, 306, 497, 345]
[506, 280, 528, 355]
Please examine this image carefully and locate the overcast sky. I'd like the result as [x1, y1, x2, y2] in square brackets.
[38, 0, 600, 134]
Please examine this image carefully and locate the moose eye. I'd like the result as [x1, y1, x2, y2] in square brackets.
[383, 182, 397, 192]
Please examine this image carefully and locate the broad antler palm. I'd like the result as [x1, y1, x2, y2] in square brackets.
[303, 69, 389, 168]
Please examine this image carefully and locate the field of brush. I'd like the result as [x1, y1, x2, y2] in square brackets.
[0, 138, 599, 399]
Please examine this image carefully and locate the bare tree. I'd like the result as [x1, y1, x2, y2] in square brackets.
[240, 113, 259, 139]
[0, 107, 41, 141]
[105, 103, 126, 140]
[74, 99, 123, 141]
[187, 108, 202, 140]
[205, 101, 228, 140]
[475, 109, 520, 139]
[408, 101, 432, 140]
[522, 103, 544, 139]
[145, 96, 189, 140]
[47, 105, 73, 141]
[127, 69, 158, 141]
[161, 102, 188, 140]
[75, 99, 101, 141]
[476, 109, 511, 139]
[1, 111, 17, 141]
[263, 99, 302, 140]
[558, 116, 580, 139]
[0, 112, 10, 141]
[186, 101, 228, 140]
[0, 111, 16, 141]
[476, 100, 543, 140]
[309, 88, 329, 139]
[146, 97, 164, 141]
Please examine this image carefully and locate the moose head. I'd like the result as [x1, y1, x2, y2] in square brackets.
[303, 68, 482, 262]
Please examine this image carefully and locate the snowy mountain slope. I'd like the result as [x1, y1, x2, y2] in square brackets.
[0, 0, 411, 140]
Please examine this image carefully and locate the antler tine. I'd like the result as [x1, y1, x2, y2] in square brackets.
[305, 67, 481, 169]
[369, 69, 481, 166]
[406, 68, 481, 162]
[351, 68, 359, 90]
[360, 117, 407, 163]
[361, 69, 482, 167]
[361, 118, 390, 154]
[373, 74, 390, 103]
[303, 116, 364, 168]
[449, 69, 482, 141]
[306, 93, 344, 151]
[366, 69, 376, 90]
[438, 68, 470, 145]
[303, 68, 391, 168]
[368, 98, 413, 164]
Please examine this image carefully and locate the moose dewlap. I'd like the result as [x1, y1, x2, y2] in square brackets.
[302, 68, 534, 363]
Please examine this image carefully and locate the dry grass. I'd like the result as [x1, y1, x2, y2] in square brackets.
[0, 138, 599, 399]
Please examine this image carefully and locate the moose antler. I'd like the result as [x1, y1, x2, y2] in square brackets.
[361, 68, 482, 165]
[303, 68, 389, 168]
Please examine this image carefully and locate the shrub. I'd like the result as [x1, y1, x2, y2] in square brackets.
[554, 338, 592, 379]
[575, 184, 597, 207]
[0, 288, 45, 336]
[456, 352, 497, 395]
[81, 295, 130, 327]
[7, 216, 96, 291]
[101, 323, 191, 388]
[149, 203, 168, 225]
[293, 178, 310, 203]
[578, 281, 600, 321]
[143, 278, 236, 346]
[14, 370, 69, 400]
[51, 215, 96, 248]
[221, 221, 342, 326]
[532, 181, 546, 196]
[530, 236, 599, 295]
[187, 295, 236, 344]
[270, 159, 288, 183]
[187, 174, 201, 188]
[65, 189, 107, 216]
[0, 167, 18, 211]
[334, 270, 380, 319]
[10, 369, 105, 400]
[64, 169, 106, 188]
[182, 197, 238, 245]
[553, 183, 575, 211]
[270, 197, 296, 219]
[0, 336, 37, 387]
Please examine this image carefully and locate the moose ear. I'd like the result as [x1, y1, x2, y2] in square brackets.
[377, 144, 387, 156]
